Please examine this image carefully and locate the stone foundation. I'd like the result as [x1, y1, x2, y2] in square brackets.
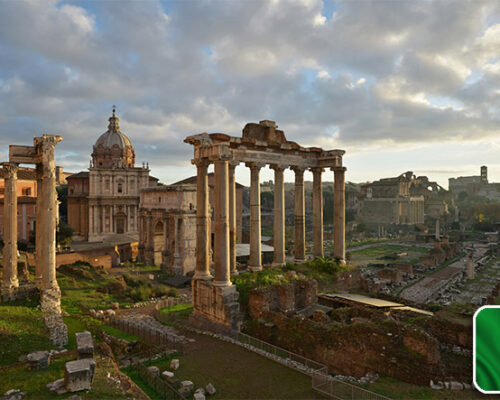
[190, 280, 241, 337]
[249, 278, 317, 319]
[41, 287, 68, 347]
[0, 283, 38, 302]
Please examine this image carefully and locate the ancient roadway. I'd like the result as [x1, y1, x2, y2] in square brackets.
[399, 243, 489, 304]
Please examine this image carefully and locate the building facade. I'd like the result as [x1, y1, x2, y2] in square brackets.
[0, 167, 38, 242]
[67, 109, 157, 242]
[360, 172, 425, 225]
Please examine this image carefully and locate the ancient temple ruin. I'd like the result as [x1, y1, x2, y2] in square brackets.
[185, 120, 346, 334]
[1, 135, 68, 346]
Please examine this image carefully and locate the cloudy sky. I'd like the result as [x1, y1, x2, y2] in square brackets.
[1, 0, 500, 188]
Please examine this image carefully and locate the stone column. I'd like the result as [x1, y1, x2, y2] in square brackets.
[146, 211, 154, 265]
[312, 167, 324, 258]
[292, 166, 305, 262]
[37, 135, 63, 291]
[333, 167, 346, 264]
[213, 158, 231, 286]
[35, 164, 43, 287]
[2, 163, 19, 290]
[193, 159, 212, 280]
[271, 165, 285, 266]
[229, 162, 238, 275]
[247, 162, 263, 272]
[174, 216, 181, 269]
[161, 214, 169, 270]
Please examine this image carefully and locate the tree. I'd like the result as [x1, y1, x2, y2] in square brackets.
[57, 185, 68, 224]
[56, 222, 74, 248]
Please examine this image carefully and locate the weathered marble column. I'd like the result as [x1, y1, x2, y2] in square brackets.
[37, 135, 63, 291]
[247, 162, 263, 272]
[292, 167, 305, 262]
[333, 167, 346, 264]
[271, 165, 285, 266]
[2, 163, 19, 290]
[193, 159, 212, 280]
[35, 164, 43, 287]
[228, 162, 238, 275]
[213, 159, 231, 286]
[312, 167, 324, 258]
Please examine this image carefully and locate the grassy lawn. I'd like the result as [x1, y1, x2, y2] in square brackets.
[58, 266, 132, 315]
[124, 331, 324, 399]
[349, 244, 428, 267]
[0, 352, 135, 400]
[0, 297, 53, 366]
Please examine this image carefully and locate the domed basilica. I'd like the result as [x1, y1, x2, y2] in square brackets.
[67, 108, 157, 242]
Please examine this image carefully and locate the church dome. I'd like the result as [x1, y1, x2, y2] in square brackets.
[92, 107, 136, 168]
[94, 108, 133, 149]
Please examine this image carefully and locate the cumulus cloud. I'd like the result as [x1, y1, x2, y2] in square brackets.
[0, 0, 499, 185]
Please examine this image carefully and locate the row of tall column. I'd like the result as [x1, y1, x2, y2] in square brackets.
[192, 156, 347, 287]
[2, 136, 62, 294]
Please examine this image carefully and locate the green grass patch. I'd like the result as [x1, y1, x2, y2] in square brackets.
[0, 302, 53, 366]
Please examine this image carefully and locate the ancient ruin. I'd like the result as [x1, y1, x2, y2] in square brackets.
[138, 184, 197, 273]
[1, 135, 68, 346]
[185, 120, 346, 333]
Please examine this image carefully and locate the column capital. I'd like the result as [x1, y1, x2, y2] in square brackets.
[270, 164, 287, 172]
[229, 160, 240, 168]
[291, 166, 305, 178]
[2, 162, 18, 176]
[245, 162, 265, 170]
[310, 167, 324, 174]
[34, 135, 63, 148]
[332, 166, 347, 173]
[192, 158, 211, 168]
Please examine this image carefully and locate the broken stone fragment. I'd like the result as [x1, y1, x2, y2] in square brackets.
[170, 359, 180, 370]
[193, 391, 206, 400]
[75, 331, 94, 359]
[46, 378, 65, 392]
[205, 383, 216, 395]
[161, 370, 174, 379]
[26, 351, 50, 370]
[449, 381, 464, 390]
[147, 366, 160, 377]
[64, 359, 96, 393]
[180, 380, 194, 391]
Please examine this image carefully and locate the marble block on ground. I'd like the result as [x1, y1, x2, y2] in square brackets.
[64, 359, 96, 392]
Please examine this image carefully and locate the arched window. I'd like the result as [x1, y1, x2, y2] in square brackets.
[118, 183, 123, 193]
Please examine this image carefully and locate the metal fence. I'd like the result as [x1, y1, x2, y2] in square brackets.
[111, 318, 184, 354]
[238, 333, 391, 400]
[238, 332, 326, 373]
[131, 359, 185, 400]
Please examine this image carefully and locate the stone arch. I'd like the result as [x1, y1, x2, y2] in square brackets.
[153, 220, 164, 266]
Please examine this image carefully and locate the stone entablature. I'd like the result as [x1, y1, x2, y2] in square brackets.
[185, 120, 347, 334]
[138, 185, 197, 274]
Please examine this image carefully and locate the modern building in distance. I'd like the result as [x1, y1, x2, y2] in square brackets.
[67, 108, 158, 242]
[449, 166, 500, 202]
